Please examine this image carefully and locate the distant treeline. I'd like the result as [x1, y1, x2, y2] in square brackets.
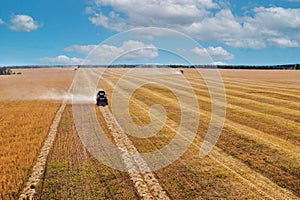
[218, 64, 299, 70]
[170, 63, 300, 70]
[0, 67, 13, 75]
[2, 63, 300, 70]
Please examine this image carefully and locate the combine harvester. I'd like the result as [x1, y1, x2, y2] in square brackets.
[96, 90, 108, 106]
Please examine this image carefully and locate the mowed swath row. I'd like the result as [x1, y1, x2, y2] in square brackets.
[184, 75, 300, 123]
[111, 74, 300, 163]
[0, 68, 75, 199]
[131, 69, 299, 145]
[160, 75, 299, 144]
[131, 71, 298, 159]
[103, 69, 300, 150]
[107, 69, 300, 114]
[97, 68, 299, 198]
[122, 81, 298, 197]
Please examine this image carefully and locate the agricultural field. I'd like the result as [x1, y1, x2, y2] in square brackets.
[0, 68, 75, 199]
[0, 67, 299, 199]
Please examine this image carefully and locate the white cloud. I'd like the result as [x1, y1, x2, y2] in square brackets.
[85, 6, 95, 14]
[9, 14, 41, 32]
[89, 11, 126, 32]
[41, 41, 158, 65]
[0, 19, 4, 25]
[184, 8, 300, 49]
[211, 61, 228, 65]
[250, 7, 300, 30]
[64, 45, 98, 54]
[184, 10, 242, 41]
[268, 38, 299, 48]
[90, 0, 217, 30]
[88, 1, 300, 49]
[176, 48, 186, 53]
[191, 46, 234, 60]
[65, 40, 158, 63]
[38, 55, 84, 64]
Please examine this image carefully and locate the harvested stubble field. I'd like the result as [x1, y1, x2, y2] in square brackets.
[1, 67, 299, 199]
[93, 68, 299, 199]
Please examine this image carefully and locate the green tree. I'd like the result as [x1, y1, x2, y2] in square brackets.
[294, 63, 299, 70]
[0, 67, 5, 75]
[0, 67, 13, 75]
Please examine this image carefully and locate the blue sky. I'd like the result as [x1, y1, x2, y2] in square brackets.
[0, 0, 300, 66]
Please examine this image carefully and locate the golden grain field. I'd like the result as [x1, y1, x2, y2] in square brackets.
[1, 68, 299, 199]
[95, 68, 300, 199]
[0, 68, 75, 199]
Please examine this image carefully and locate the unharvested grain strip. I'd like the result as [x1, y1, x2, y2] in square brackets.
[19, 82, 74, 200]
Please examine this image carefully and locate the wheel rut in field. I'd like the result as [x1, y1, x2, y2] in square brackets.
[100, 106, 170, 200]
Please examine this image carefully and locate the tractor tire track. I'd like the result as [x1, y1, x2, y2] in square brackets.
[87, 69, 171, 199]
[99, 106, 170, 200]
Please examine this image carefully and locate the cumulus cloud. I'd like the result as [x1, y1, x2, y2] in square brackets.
[65, 40, 158, 63]
[184, 9, 242, 41]
[89, 11, 126, 32]
[268, 38, 299, 48]
[0, 18, 4, 25]
[240, 7, 300, 48]
[89, 0, 217, 29]
[64, 45, 98, 54]
[9, 14, 41, 32]
[176, 48, 186, 53]
[38, 55, 84, 64]
[184, 7, 300, 49]
[191, 46, 234, 60]
[87, 1, 300, 49]
[211, 61, 228, 65]
[251, 7, 300, 30]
